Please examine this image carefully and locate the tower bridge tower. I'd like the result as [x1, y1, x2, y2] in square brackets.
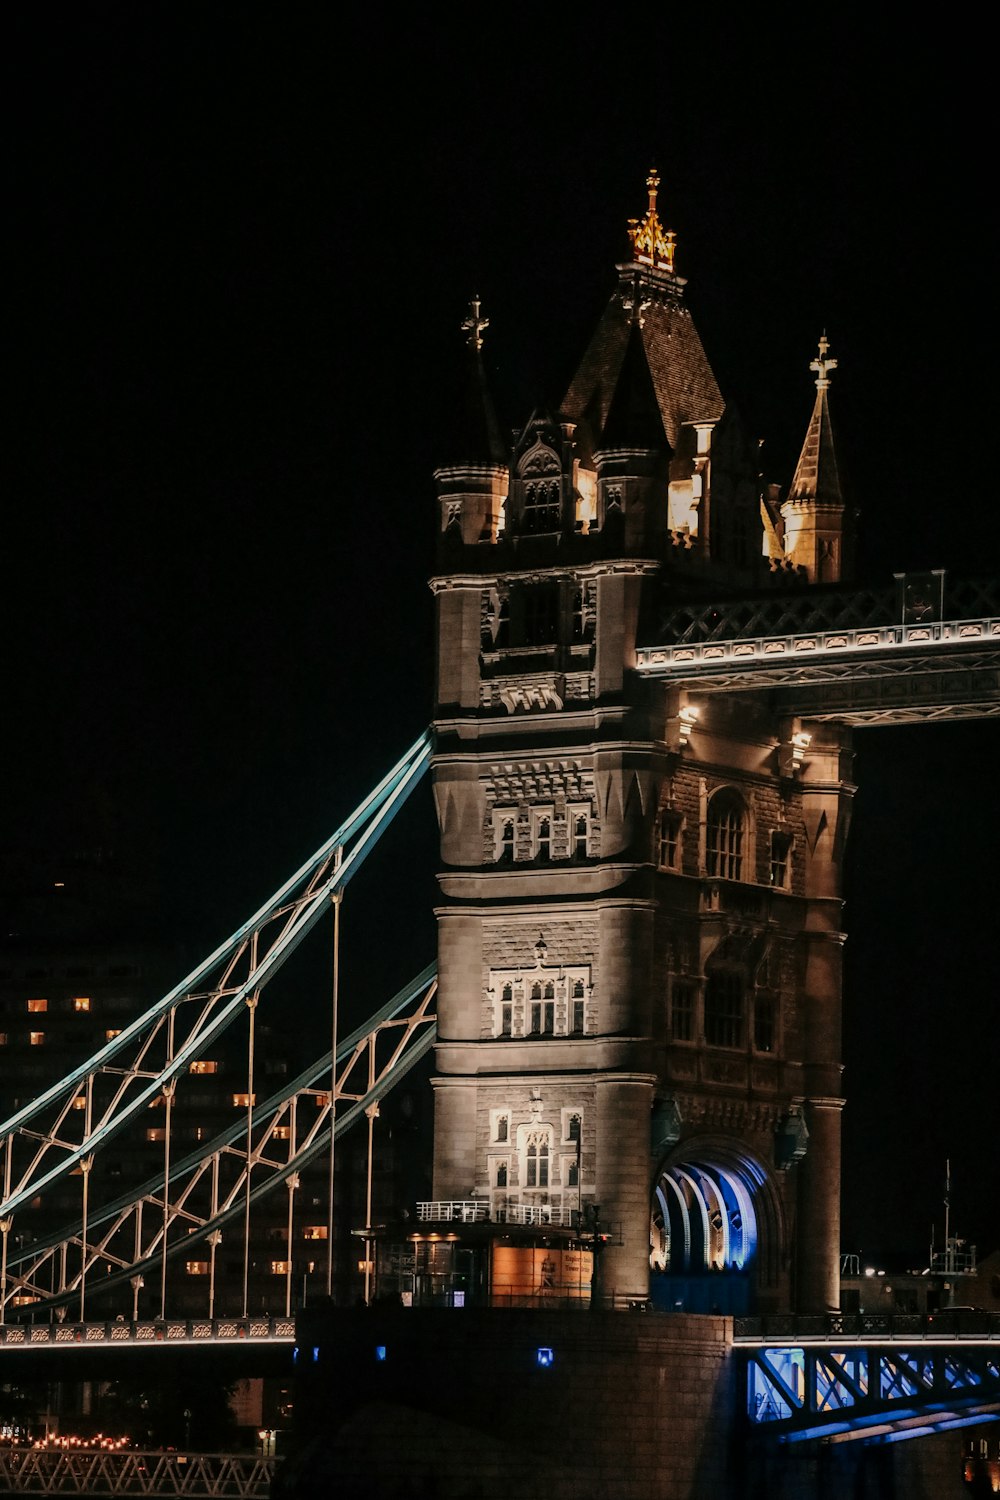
[428, 175, 853, 1314]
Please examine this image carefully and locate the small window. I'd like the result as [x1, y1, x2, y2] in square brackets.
[754, 994, 776, 1053]
[567, 1114, 582, 1143]
[567, 1160, 579, 1187]
[105, 1029, 122, 1042]
[535, 816, 551, 863]
[270, 1261, 290, 1276]
[658, 810, 683, 871]
[303, 1226, 328, 1241]
[707, 790, 746, 882]
[190, 1060, 219, 1075]
[71, 1095, 86, 1111]
[72, 996, 91, 1013]
[496, 817, 515, 864]
[572, 813, 589, 859]
[273, 1125, 291, 1141]
[147, 1127, 166, 1143]
[495, 1161, 508, 1188]
[29, 1031, 45, 1047]
[232, 1092, 256, 1108]
[705, 972, 744, 1049]
[500, 985, 512, 1037]
[671, 982, 695, 1043]
[496, 1115, 508, 1143]
[770, 830, 792, 890]
[185, 1261, 208, 1276]
[0, 1033, 8, 1046]
[27, 998, 48, 1014]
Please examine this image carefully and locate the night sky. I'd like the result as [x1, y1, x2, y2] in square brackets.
[6, 14, 998, 1263]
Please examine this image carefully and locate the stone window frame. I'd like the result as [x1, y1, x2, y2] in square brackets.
[768, 827, 793, 890]
[491, 1109, 510, 1144]
[657, 807, 685, 871]
[705, 786, 751, 883]
[488, 963, 593, 1040]
[704, 969, 745, 1050]
[669, 977, 696, 1044]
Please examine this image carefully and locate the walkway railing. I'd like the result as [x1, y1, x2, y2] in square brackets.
[0, 1314, 294, 1350]
[735, 1309, 1000, 1343]
[415, 1200, 579, 1228]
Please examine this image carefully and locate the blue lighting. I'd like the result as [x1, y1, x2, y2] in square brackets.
[312, 1346, 320, 1363]
[375, 1345, 387, 1362]
[536, 1347, 554, 1368]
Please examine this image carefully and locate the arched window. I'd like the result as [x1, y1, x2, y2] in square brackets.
[525, 1133, 550, 1188]
[496, 1114, 509, 1143]
[571, 980, 585, 1035]
[573, 813, 589, 858]
[536, 816, 551, 862]
[497, 818, 515, 864]
[707, 790, 746, 881]
[500, 986, 512, 1036]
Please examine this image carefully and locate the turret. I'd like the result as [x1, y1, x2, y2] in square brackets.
[779, 335, 850, 582]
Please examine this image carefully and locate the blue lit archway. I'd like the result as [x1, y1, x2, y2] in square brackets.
[650, 1148, 773, 1314]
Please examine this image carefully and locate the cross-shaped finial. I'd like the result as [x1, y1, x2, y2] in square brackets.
[810, 332, 837, 389]
[462, 296, 489, 351]
[646, 169, 660, 214]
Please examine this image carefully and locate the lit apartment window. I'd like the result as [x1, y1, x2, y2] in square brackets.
[270, 1261, 290, 1276]
[232, 1093, 256, 1108]
[303, 1226, 328, 1241]
[185, 1261, 208, 1276]
[29, 1031, 45, 1046]
[71, 1096, 86, 1111]
[146, 1127, 166, 1143]
[106, 1029, 122, 1042]
[27, 998, 48, 1014]
[273, 1125, 291, 1141]
[189, 1060, 219, 1075]
[72, 997, 91, 1012]
[0, 1033, 7, 1046]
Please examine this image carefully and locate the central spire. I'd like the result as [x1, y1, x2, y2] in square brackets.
[627, 168, 677, 274]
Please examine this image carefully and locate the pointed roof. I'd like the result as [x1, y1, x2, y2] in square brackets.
[444, 297, 507, 468]
[562, 172, 724, 453]
[598, 319, 668, 451]
[785, 335, 844, 509]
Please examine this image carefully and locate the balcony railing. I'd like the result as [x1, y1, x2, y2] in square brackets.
[415, 1200, 577, 1228]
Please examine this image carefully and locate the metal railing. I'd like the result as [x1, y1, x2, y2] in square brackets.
[734, 1309, 1000, 1343]
[0, 1448, 274, 1497]
[0, 1314, 295, 1349]
[415, 1201, 579, 1228]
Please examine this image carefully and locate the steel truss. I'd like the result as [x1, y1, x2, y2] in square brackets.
[0, 1448, 274, 1497]
[0, 732, 433, 1318]
[745, 1342, 1000, 1443]
[1, 967, 436, 1319]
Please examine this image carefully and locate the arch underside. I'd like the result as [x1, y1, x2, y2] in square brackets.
[650, 1149, 772, 1314]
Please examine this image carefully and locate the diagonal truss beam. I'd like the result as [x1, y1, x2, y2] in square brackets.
[2, 968, 437, 1316]
[0, 732, 432, 1224]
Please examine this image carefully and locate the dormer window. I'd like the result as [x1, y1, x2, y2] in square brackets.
[522, 479, 561, 533]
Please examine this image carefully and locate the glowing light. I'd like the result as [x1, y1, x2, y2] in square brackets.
[536, 1347, 554, 1368]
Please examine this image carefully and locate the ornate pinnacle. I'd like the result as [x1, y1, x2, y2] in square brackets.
[627, 167, 677, 274]
[462, 296, 489, 352]
[810, 332, 837, 390]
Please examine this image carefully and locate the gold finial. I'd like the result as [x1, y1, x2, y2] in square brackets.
[810, 332, 837, 390]
[627, 167, 677, 274]
[462, 296, 489, 352]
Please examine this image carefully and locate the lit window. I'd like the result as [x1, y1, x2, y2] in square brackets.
[185, 1261, 208, 1276]
[671, 983, 695, 1043]
[189, 1060, 219, 1075]
[707, 790, 746, 881]
[0, 1033, 7, 1046]
[705, 972, 744, 1049]
[72, 997, 91, 1012]
[27, 998, 48, 1014]
[29, 1031, 45, 1047]
[658, 810, 683, 871]
[769, 830, 792, 890]
[270, 1261, 290, 1276]
[71, 1095, 86, 1111]
[526, 1137, 550, 1189]
[303, 1226, 328, 1241]
[146, 1127, 166, 1143]
[273, 1125, 291, 1141]
[232, 1093, 256, 1108]
[105, 1029, 122, 1042]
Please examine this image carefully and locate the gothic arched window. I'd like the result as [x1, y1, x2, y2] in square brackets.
[707, 789, 746, 881]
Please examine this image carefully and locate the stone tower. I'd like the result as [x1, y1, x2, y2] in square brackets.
[427, 174, 852, 1314]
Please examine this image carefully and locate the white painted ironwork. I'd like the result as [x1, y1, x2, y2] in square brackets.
[415, 1200, 577, 1228]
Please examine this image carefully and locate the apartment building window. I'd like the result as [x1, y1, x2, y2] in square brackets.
[303, 1226, 328, 1241]
[29, 1032, 45, 1047]
[147, 1127, 166, 1143]
[186, 1261, 208, 1275]
[270, 1261, 290, 1276]
[190, 1060, 219, 1075]
[232, 1093, 256, 1108]
[72, 997, 91, 1012]
[27, 998, 47, 1014]
[105, 1029, 122, 1042]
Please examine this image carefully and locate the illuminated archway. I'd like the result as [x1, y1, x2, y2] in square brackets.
[650, 1147, 773, 1313]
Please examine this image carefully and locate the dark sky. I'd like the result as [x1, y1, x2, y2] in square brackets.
[6, 13, 998, 1262]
